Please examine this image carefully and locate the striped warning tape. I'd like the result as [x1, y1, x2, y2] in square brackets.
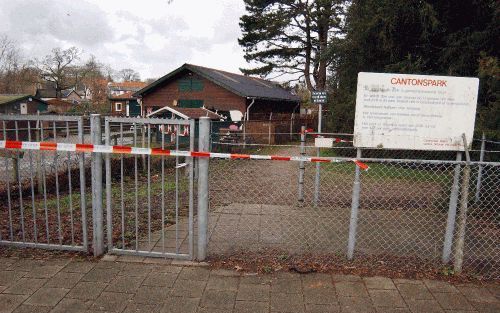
[0, 140, 369, 170]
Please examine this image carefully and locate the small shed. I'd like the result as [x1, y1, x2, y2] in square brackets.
[0, 94, 48, 141]
[0, 94, 48, 115]
[134, 63, 300, 120]
[109, 91, 141, 117]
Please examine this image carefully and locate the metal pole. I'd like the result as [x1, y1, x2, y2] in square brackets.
[268, 113, 272, 145]
[35, 123, 43, 194]
[474, 132, 485, 203]
[105, 119, 112, 251]
[78, 118, 88, 251]
[243, 118, 246, 149]
[442, 152, 462, 263]
[313, 104, 322, 205]
[347, 148, 362, 260]
[454, 134, 472, 273]
[141, 125, 146, 172]
[290, 113, 294, 141]
[90, 114, 104, 256]
[197, 117, 210, 261]
[298, 126, 306, 201]
[188, 119, 195, 259]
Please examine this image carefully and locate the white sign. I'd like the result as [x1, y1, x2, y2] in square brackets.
[312, 91, 327, 104]
[354, 72, 479, 151]
[315, 137, 334, 148]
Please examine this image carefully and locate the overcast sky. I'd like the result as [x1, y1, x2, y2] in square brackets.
[0, 0, 248, 80]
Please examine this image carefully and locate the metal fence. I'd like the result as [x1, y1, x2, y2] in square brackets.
[0, 114, 88, 252]
[207, 130, 500, 279]
[102, 116, 196, 260]
[1, 114, 499, 280]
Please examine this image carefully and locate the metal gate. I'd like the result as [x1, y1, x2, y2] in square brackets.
[103, 116, 195, 259]
[0, 114, 88, 252]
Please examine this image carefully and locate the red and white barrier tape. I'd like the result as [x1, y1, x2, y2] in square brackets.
[0, 140, 369, 170]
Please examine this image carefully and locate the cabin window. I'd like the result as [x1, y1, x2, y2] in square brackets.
[178, 100, 203, 108]
[115, 102, 122, 111]
[178, 78, 203, 92]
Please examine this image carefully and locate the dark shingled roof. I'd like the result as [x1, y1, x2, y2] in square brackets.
[35, 89, 80, 99]
[135, 63, 299, 102]
[0, 94, 47, 106]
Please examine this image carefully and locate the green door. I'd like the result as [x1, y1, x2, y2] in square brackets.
[129, 100, 141, 116]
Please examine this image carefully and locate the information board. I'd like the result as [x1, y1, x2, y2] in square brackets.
[353, 72, 479, 151]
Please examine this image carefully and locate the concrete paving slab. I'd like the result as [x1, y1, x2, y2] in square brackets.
[11, 304, 50, 313]
[0, 256, 496, 313]
[4, 279, 46, 296]
[364, 276, 396, 290]
[105, 275, 145, 293]
[206, 276, 239, 291]
[369, 289, 406, 308]
[45, 272, 83, 289]
[25, 287, 68, 307]
[237, 283, 270, 302]
[200, 289, 236, 310]
[335, 281, 369, 297]
[0, 294, 28, 313]
[397, 283, 434, 300]
[66, 282, 107, 300]
[90, 291, 133, 312]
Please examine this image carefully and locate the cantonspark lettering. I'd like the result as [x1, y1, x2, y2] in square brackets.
[390, 77, 447, 87]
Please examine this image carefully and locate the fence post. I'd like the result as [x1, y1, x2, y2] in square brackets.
[442, 152, 462, 263]
[78, 118, 88, 251]
[90, 114, 104, 257]
[290, 113, 294, 141]
[35, 124, 43, 194]
[268, 113, 272, 145]
[313, 109, 322, 205]
[298, 126, 305, 201]
[454, 134, 472, 273]
[347, 148, 362, 260]
[197, 117, 210, 261]
[242, 119, 246, 149]
[104, 118, 112, 251]
[474, 132, 485, 203]
[141, 126, 146, 172]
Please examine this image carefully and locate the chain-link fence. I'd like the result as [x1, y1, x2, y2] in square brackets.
[1, 115, 498, 279]
[207, 143, 499, 279]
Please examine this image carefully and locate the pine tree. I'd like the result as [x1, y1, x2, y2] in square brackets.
[239, 0, 345, 91]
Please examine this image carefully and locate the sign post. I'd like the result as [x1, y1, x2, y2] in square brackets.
[350, 72, 479, 263]
[311, 91, 327, 205]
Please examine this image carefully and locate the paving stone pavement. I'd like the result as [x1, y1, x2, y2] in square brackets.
[0, 256, 498, 313]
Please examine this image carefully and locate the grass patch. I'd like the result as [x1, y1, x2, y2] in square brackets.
[320, 149, 452, 183]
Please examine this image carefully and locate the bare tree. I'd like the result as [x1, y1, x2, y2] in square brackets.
[116, 68, 140, 82]
[34, 47, 81, 98]
[0, 35, 20, 73]
[75, 55, 109, 113]
[0, 34, 39, 94]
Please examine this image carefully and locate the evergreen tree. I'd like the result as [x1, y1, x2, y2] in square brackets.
[239, 0, 345, 91]
[328, 0, 499, 137]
